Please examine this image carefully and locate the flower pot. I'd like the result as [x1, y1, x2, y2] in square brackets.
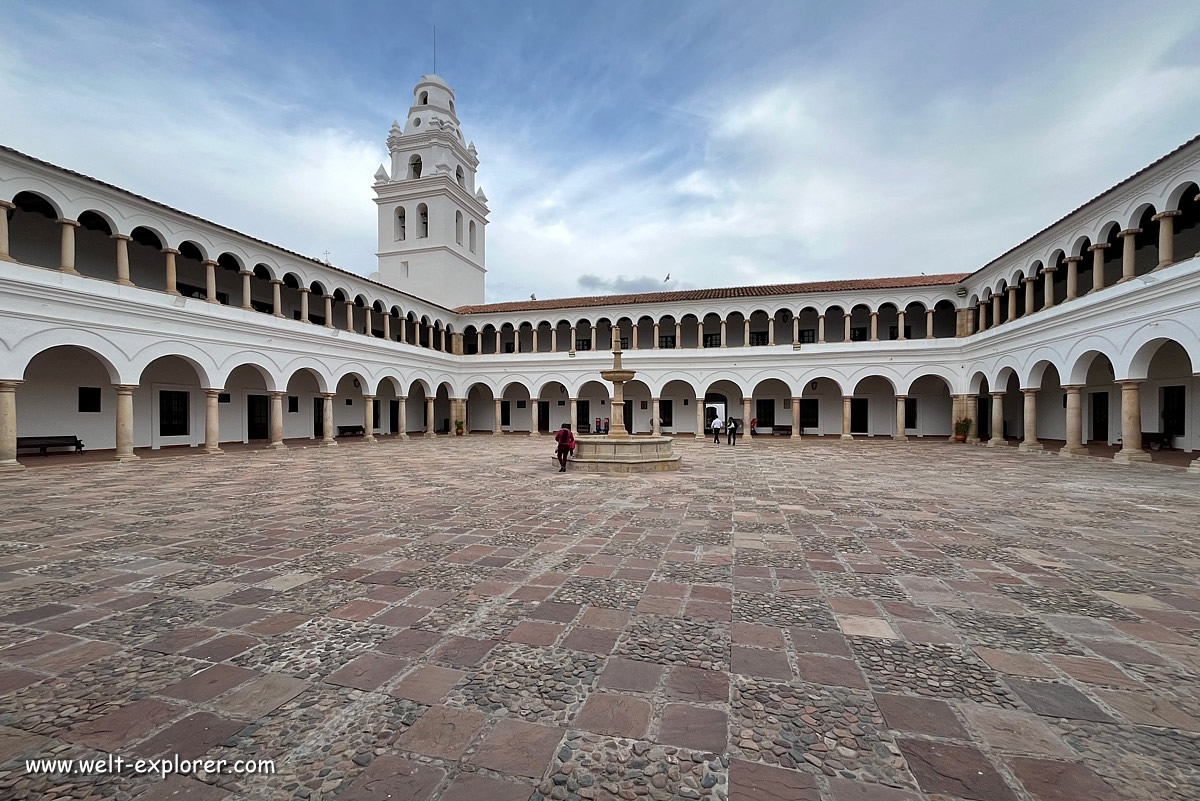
[954, 434, 967, 443]
[455, 429, 464, 436]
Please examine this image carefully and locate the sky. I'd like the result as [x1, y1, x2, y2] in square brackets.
[2, 1, 1199, 303]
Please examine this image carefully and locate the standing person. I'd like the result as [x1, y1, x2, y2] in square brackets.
[711, 413, 724, 444]
[750, 417, 757, 437]
[727, 416, 739, 445]
[554, 423, 574, 472]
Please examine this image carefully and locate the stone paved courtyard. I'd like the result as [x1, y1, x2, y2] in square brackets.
[0, 437, 1199, 801]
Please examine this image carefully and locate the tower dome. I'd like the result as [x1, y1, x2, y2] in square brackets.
[404, 75, 460, 136]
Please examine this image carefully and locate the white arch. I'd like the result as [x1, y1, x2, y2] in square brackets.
[1116, 319, 1200, 380]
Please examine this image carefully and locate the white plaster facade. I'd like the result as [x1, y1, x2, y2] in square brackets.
[0, 77, 1198, 472]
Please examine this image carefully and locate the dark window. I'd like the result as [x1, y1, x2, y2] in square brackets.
[218, 393, 231, 404]
[755, 399, 775, 426]
[372, 400, 380, 429]
[500, 401, 511, 426]
[78, 387, 101, 413]
[799, 329, 816, 344]
[293, 310, 301, 320]
[159, 390, 189, 437]
[749, 331, 769, 346]
[888, 326, 913, 340]
[464, 342, 478, 354]
[287, 396, 299, 413]
[659, 399, 673, 426]
[1162, 385, 1186, 436]
[346, 398, 353, 406]
[904, 397, 917, 429]
[516, 400, 526, 408]
[850, 327, 868, 342]
[658, 335, 676, 349]
[504, 342, 515, 353]
[576, 339, 591, 351]
[703, 333, 721, 348]
[309, 315, 325, 326]
[799, 399, 819, 429]
[619, 337, 629, 350]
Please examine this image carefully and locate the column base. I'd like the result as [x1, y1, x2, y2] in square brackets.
[167, 290, 181, 296]
[1116, 275, 1135, 284]
[60, 268, 80, 276]
[1017, 441, 1043, 452]
[695, 434, 706, 440]
[0, 255, 17, 263]
[397, 433, 409, 440]
[790, 433, 800, 440]
[364, 436, 377, 444]
[840, 434, 853, 441]
[987, 438, 1010, 447]
[529, 432, 540, 437]
[206, 298, 220, 304]
[202, 446, 225, 455]
[493, 430, 503, 436]
[113, 453, 141, 462]
[265, 442, 288, 450]
[0, 461, 25, 473]
[966, 437, 980, 445]
[893, 435, 908, 442]
[1113, 449, 1152, 464]
[1060, 445, 1089, 458]
[322, 439, 338, 447]
[1188, 459, 1200, 474]
[423, 431, 435, 438]
[116, 279, 135, 287]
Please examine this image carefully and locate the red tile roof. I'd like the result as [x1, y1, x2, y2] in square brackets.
[453, 273, 969, 314]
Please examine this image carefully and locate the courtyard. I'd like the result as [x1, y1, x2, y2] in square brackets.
[0, 437, 1197, 801]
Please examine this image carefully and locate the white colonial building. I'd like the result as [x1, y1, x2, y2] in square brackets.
[1, 75, 1198, 472]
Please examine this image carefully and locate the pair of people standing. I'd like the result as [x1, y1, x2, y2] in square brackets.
[710, 416, 739, 445]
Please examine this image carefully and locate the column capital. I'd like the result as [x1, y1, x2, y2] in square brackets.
[55, 218, 80, 227]
[161, 247, 180, 255]
[1006, 285, 1019, 293]
[110, 233, 133, 242]
[0, 380, 23, 391]
[113, 384, 138, 393]
[1151, 209, 1182, 220]
[1087, 242, 1110, 251]
[1021, 277, 1034, 284]
[0, 200, 15, 211]
[201, 259, 219, 267]
[1063, 255, 1083, 264]
[362, 394, 375, 400]
[895, 394, 908, 400]
[270, 278, 283, 286]
[321, 392, 336, 399]
[1118, 379, 1143, 388]
[238, 269, 253, 277]
[990, 391, 1005, 398]
[298, 286, 310, 293]
[344, 299, 354, 305]
[1021, 387, 1038, 395]
[1118, 228, 1141, 237]
[1042, 265, 1058, 273]
[1062, 384, 1084, 391]
[203, 387, 224, 397]
[397, 395, 407, 401]
[268, 390, 286, 398]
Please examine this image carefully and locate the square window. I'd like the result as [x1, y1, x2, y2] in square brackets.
[346, 398, 354, 406]
[78, 387, 101, 413]
[799, 329, 816, 344]
[218, 393, 231, 404]
[288, 396, 299, 413]
[159, 390, 189, 437]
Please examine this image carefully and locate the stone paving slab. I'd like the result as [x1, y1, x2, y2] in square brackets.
[1, 436, 1199, 800]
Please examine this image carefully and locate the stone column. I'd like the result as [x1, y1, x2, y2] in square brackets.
[162, 248, 180, 295]
[894, 396, 907, 441]
[1023, 278, 1035, 316]
[1062, 386, 1087, 456]
[652, 398, 661, 435]
[818, 315, 826, 344]
[569, 398, 578, 433]
[1089, 242, 1109, 292]
[1065, 256, 1082, 300]
[400, 317, 408, 342]
[1019, 389, 1042, 451]
[363, 396, 377, 443]
[496, 328, 502, 353]
[114, 384, 139, 461]
[239, 271, 253, 309]
[364, 307, 373, 336]
[271, 280, 284, 317]
[397, 395, 408, 439]
[896, 311, 905, 341]
[869, 312, 879, 341]
[531, 329, 539, 353]
[382, 313, 390, 340]
[299, 288, 310, 323]
[652, 323, 660, 349]
[988, 392, 1007, 446]
[925, 308, 934, 338]
[203, 260, 218, 303]
[966, 395, 979, 444]
[841, 396, 853, 440]
[742, 397, 752, 432]
[675, 321, 682, 347]
[268, 392, 287, 449]
[478, 331, 485, 352]
[695, 398, 706, 440]
[1007, 285, 1018, 320]
[743, 319, 750, 346]
[112, 234, 134, 286]
[1152, 210, 1181, 269]
[439, 328, 446, 351]
[631, 326, 638, 350]
[720, 319, 728, 348]
[768, 318, 775, 345]
[1118, 228, 1140, 282]
[978, 303, 988, 332]
[791, 397, 801, 439]
[991, 293, 1003, 325]
[322, 393, 336, 446]
[203, 389, 223, 455]
[589, 324, 596, 351]
[0, 201, 14, 262]
[57, 218, 79, 274]
[424, 397, 435, 437]
[792, 317, 800, 345]
[1114, 381, 1151, 463]
[344, 301, 354, 332]
[949, 394, 963, 442]
[0, 381, 23, 472]
[530, 395, 541, 436]
[494, 397, 503, 435]
[1043, 267, 1057, 309]
[696, 320, 704, 347]
[324, 295, 334, 328]
[843, 315, 851, 341]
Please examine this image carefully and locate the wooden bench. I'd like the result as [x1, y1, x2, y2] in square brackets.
[17, 435, 84, 456]
[336, 425, 365, 438]
[1142, 431, 1173, 450]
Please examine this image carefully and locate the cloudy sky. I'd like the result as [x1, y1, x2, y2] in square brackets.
[3, 1, 1199, 302]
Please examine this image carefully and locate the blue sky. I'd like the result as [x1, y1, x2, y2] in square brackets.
[3, 0, 1199, 302]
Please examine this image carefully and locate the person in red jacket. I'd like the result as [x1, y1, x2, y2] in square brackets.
[554, 423, 575, 472]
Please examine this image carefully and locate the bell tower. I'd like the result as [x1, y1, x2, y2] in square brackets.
[371, 75, 488, 308]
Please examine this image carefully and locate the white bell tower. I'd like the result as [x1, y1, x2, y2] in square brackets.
[371, 75, 488, 308]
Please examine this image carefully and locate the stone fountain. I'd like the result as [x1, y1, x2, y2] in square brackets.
[567, 334, 681, 473]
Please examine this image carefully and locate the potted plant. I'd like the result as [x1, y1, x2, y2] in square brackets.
[454, 419, 465, 436]
[953, 417, 972, 443]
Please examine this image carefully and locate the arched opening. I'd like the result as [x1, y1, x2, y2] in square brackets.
[903, 302, 928, 339]
[333, 373, 368, 439]
[1129, 339, 1197, 459]
[578, 380, 611, 434]
[850, 376, 896, 436]
[574, 319, 594, 352]
[418, 91, 429, 105]
[992, 369, 1023, 445]
[700, 313, 722, 348]
[876, 303, 900, 340]
[1131, 208, 1158, 277]
[771, 307, 793, 345]
[635, 316, 655, 350]
[1078, 353, 1119, 450]
[824, 306, 847, 343]
[375, 376, 401, 436]
[129, 226, 166, 292]
[468, 220, 477, 253]
[905, 375, 953, 437]
[226, 363, 274, 444]
[800, 377, 844, 436]
[970, 374, 992, 441]
[703, 379, 744, 435]
[248, 264, 273, 313]
[466, 383, 495, 433]
[177, 242, 212, 301]
[538, 381, 571, 433]
[371, 301, 386, 337]
[1024, 361, 1065, 450]
[417, 203, 429, 237]
[395, 207, 406, 241]
[656, 315, 678, 350]
[750, 378, 791, 435]
[73, 211, 117, 283]
[553, 320, 571, 352]
[500, 382, 532, 433]
[409, 155, 423, 180]
[795, 307, 819, 343]
[434, 382, 453, 434]
[849, 304, 871, 341]
[456, 166, 465, 188]
[286, 368, 328, 440]
[725, 311, 747, 347]
[747, 310, 772, 346]
[678, 314, 699, 348]
[1173, 182, 1200, 264]
[309, 282, 329, 326]
[137, 355, 212, 449]
[17, 345, 120, 460]
[463, 325, 479, 354]
[455, 211, 464, 245]
[407, 380, 430, 434]
[622, 379, 652, 433]
[659, 379, 698, 435]
[8, 191, 61, 269]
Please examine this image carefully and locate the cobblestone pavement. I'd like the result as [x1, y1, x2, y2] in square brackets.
[1, 436, 1198, 801]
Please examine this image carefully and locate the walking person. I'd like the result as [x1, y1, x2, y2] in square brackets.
[727, 416, 738, 445]
[554, 423, 575, 472]
[711, 413, 723, 444]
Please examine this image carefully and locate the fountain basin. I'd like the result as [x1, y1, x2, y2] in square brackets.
[566, 435, 681, 473]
